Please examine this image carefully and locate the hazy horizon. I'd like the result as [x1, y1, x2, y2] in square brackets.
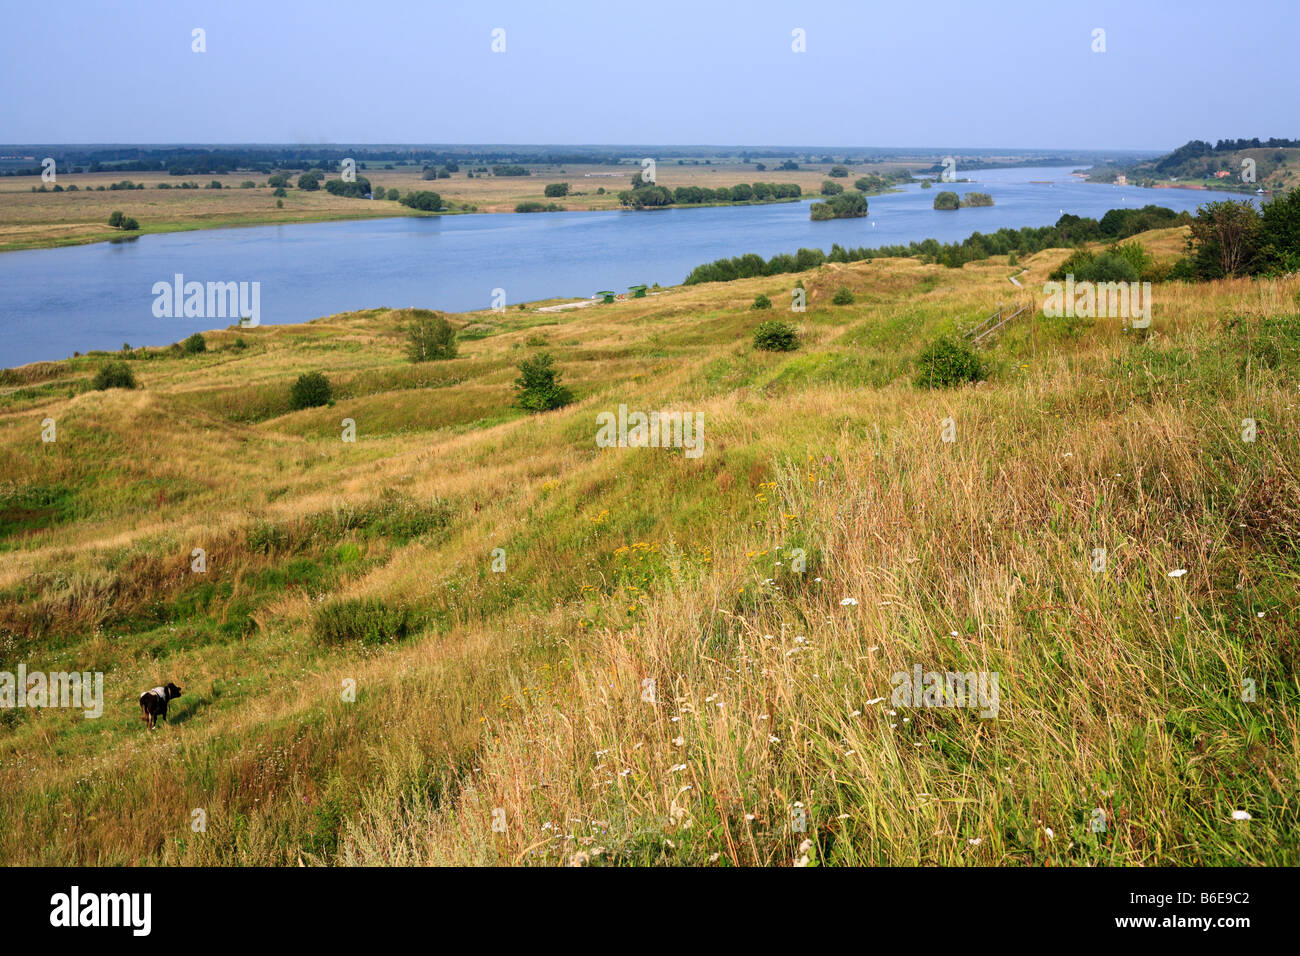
[3, 0, 1295, 149]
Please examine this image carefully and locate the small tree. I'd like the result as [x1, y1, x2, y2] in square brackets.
[832, 287, 855, 305]
[753, 319, 799, 351]
[92, 361, 137, 390]
[108, 211, 123, 227]
[405, 312, 458, 362]
[1188, 199, 1261, 278]
[751, 294, 772, 310]
[513, 352, 573, 411]
[544, 183, 569, 197]
[933, 191, 960, 210]
[289, 371, 332, 409]
[182, 332, 207, 355]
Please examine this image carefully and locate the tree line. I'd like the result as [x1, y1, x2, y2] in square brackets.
[683, 204, 1191, 282]
[618, 179, 801, 209]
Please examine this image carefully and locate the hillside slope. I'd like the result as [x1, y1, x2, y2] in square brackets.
[1, 233, 1297, 865]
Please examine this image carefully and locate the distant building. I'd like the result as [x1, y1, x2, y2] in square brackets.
[1214, 170, 1231, 179]
[1115, 174, 1128, 186]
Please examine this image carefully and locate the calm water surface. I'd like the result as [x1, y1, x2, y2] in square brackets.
[0, 166, 1231, 366]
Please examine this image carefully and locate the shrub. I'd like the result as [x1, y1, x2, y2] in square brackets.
[405, 311, 457, 362]
[1260, 188, 1300, 271]
[272, 186, 287, 197]
[544, 183, 569, 197]
[120, 217, 139, 230]
[821, 181, 844, 196]
[963, 192, 994, 207]
[1049, 248, 1140, 283]
[324, 177, 373, 199]
[751, 294, 772, 310]
[753, 319, 799, 351]
[832, 287, 855, 305]
[933, 191, 960, 210]
[289, 371, 332, 409]
[92, 361, 136, 390]
[182, 332, 206, 355]
[107, 211, 123, 227]
[810, 192, 867, 221]
[314, 598, 411, 646]
[513, 352, 573, 411]
[515, 201, 562, 212]
[400, 190, 442, 212]
[1108, 239, 1153, 277]
[914, 335, 984, 388]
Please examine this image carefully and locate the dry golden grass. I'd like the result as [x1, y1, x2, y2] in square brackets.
[0, 161, 904, 250]
[1, 238, 1297, 865]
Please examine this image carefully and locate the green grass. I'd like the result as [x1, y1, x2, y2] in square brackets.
[1, 243, 1297, 866]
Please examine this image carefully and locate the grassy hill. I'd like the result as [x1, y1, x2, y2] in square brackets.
[1091, 142, 1300, 195]
[2, 228, 1298, 865]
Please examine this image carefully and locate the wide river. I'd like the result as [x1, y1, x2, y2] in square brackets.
[0, 166, 1232, 367]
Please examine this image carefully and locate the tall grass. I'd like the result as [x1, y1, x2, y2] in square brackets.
[1, 241, 1297, 865]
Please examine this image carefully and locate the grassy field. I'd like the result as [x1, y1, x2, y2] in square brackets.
[0, 161, 908, 251]
[1, 225, 1297, 865]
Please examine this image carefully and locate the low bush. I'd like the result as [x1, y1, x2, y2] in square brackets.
[289, 371, 332, 409]
[92, 362, 136, 390]
[914, 335, 984, 388]
[753, 319, 799, 351]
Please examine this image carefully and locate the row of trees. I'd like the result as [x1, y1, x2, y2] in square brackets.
[684, 204, 1192, 281]
[617, 180, 801, 208]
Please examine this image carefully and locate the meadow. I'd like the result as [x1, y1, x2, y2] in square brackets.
[0, 224, 1297, 865]
[0, 161, 901, 252]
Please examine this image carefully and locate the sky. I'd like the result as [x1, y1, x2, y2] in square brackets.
[2, 0, 1296, 150]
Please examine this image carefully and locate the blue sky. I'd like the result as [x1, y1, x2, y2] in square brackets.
[2, 0, 1296, 149]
